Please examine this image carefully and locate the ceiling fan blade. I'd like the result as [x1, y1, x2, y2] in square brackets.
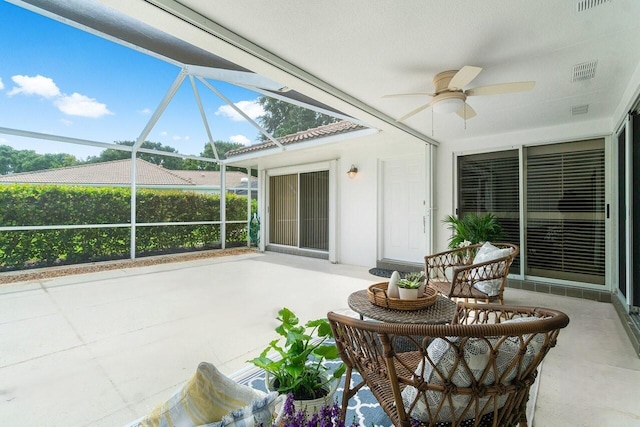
[397, 100, 435, 122]
[382, 92, 435, 99]
[456, 103, 477, 119]
[448, 66, 482, 90]
[466, 81, 535, 96]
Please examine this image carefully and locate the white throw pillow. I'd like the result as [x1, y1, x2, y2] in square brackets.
[125, 362, 280, 427]
[485, 316, 545, 385]
[401, 337, 491, 423]
[471, 242, 512, 296]
[401, 317, 544, 424]
[502, 316, 546, 355]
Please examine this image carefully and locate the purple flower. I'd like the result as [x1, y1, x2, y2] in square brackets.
[277, 394, 357, 427]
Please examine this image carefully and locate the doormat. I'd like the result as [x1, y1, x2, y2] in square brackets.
[368, 268, 410, 278]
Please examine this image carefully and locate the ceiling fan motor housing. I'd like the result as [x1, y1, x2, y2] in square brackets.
[433, 70, 461, 93]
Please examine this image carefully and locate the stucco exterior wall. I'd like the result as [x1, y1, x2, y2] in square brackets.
[336, 131, 426, 267]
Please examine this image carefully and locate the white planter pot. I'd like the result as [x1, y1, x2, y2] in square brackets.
[265, 372, 339, 413]
[398, 287, 419, 300]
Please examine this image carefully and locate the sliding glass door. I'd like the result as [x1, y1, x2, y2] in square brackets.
[525, 140, 605, 284]
[269, 174, 298, 247]
[457, 150, 520, 273]
[269, 170, 329, 251]
[457, 139, 606, 286]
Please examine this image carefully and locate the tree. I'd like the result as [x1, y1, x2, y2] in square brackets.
[182, 141, 245, 171]
[256, 97, 339, 141]
[0, 145, 80, 175]
[85, 141, 185, 170]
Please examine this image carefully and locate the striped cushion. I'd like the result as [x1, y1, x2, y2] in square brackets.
[126, 362, 280, 427]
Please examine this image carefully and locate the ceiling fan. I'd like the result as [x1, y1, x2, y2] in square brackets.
[384, 66, 535, 122]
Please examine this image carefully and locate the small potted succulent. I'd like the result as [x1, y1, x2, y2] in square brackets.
[397, 271, 426, 300]
[249, 308, 346, 411]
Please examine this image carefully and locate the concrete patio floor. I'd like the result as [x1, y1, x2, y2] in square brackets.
[1, 251, 639, 426]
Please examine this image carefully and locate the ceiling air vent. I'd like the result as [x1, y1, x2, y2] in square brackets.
[572, 61, 598, 82]
[576, 0, 611, 12]
[572, 104, 590, 115]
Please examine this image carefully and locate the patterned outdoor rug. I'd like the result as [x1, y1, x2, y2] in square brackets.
[233, 337, 539, 427]
[232, 360, 392, 427]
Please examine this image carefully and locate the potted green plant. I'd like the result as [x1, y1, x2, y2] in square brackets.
[442, 213, 504, 249]
[397, 272, 425, 299]
[248, 308, 346, 410]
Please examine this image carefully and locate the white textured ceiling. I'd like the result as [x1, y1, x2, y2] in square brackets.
[174, 0, 640, 143]
[16, 0, 640, 145]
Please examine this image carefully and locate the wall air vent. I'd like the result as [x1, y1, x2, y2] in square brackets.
[572, 61, 598, 82]
[576, 0, 611, 12]
[572, 104, 590, 115]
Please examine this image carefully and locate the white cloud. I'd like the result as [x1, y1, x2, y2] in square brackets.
[172, 135, 190, 141]
[8, 74, 61, 98]
[0, 137, 7, 143]
[215, 99, 264, 122]
[60, 118, 73, 126]
[54, 92, 113, 118]
[0, 77, 4, 91]
[138, 108, 152, 115]
[230, 134, 251, 145]
[160, 131, 168, 136]
[8, 74, 112, 119]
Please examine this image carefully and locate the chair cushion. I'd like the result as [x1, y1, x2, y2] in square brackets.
[502, 315, 546, 354]
[125, 362, 279, 427]
[471, 242, 512, 296]
[401, 317, 544, 424]
[401, 337, 492, 422]
[203, 392, 281, 427]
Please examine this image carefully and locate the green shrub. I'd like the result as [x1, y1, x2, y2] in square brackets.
[0, 184, 255, 271]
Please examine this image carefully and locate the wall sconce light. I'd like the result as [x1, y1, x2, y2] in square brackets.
[347, 164, 358, 178]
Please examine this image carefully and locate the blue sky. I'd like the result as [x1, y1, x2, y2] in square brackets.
[0, 1, 266, 159]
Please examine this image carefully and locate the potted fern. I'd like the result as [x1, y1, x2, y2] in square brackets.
[443, 213, 504, 248]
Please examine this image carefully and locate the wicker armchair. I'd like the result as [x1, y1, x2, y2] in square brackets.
[328, 303, 569, 427]
[425, 243, 520, 304]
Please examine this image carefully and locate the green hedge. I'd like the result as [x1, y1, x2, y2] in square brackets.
[0, 184, 256, 272]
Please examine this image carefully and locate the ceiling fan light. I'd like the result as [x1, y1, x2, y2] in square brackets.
[433, 97, 464, 114]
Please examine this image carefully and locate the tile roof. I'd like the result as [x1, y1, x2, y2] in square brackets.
[172, 170, 256, 187]
[0, 159, 253, 187]
[226, 120, 367, 157]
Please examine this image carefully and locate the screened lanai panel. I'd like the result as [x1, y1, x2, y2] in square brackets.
[299, 171, 329, 250]
[269, 174, 298, 246]
[526, 140, 605, 284]
[458, 150, 520, 273]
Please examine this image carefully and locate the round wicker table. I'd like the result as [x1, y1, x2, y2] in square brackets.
[347, 289, 457, 324]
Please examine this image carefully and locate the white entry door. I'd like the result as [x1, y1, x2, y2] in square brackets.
[382, 155, 426, 263]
